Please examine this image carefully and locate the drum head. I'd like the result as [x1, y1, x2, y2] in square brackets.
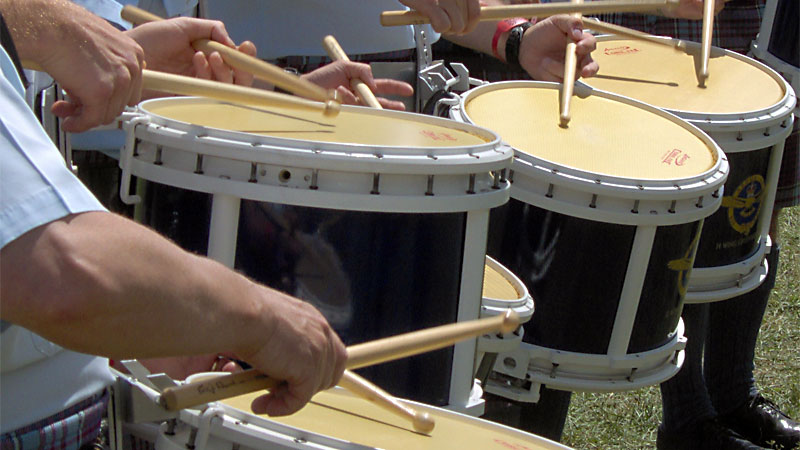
[139, 98, 491, 150]
[221, 389, 571, 449]
[461, 82, 717, 180]
[483, 262, 521, 301]
[585, 37, 786, 115]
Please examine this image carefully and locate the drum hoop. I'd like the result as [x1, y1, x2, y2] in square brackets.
[172, 387, 574, 450]
[453, 80, 727, 189]
[130, 120, 514, 176]
[594, 35, 796, 125]
[135, 97, 505, 159]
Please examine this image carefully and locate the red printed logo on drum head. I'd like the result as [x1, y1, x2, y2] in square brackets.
[420, 129, 458, 141]
[662, 149, 690, 166]
[604, 45, 640, 55]
[492, 438, 537, 450]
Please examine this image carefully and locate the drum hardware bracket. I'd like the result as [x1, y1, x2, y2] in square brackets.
[417, 60, 470, 114]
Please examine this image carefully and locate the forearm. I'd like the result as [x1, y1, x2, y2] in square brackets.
[1, 0, 83, 63]
[0, 211, 271, 360]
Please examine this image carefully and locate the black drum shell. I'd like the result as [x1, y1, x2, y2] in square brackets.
[138, 180, 467, 407]
[488, 198, 702, 355]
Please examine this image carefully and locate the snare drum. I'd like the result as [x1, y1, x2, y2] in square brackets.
[119, 98, 512, 413]
[476, 257, 534, 384]
[153, 388, 573, 450]
[584, 37, 797, 302]
[449, 81, 727, 395]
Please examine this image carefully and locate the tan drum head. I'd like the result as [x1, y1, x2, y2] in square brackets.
[585, 38, 786, 115]
[222, 390, 568, 449]
[141, 99, 489, 148]
[483, 263, 521, 301]
[463, 84, 717, 180]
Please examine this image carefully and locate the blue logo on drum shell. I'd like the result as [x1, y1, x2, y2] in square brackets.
[721, 175, 765, 235]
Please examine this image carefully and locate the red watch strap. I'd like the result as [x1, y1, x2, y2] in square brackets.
[492, 18, 530, 60]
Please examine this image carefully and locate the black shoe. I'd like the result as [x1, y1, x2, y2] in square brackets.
[657, 417, 768, 450]
[720, 394, 800, 449]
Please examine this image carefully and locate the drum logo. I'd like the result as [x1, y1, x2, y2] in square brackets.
[420, 129, 458, 141]
[668, 229, 701, 297]
[721, 174, 765, 235]
[662, 149, 690, 166]
[604, 46, 640, 56]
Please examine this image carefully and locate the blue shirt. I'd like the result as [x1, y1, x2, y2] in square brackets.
[0, 45, 113, 433]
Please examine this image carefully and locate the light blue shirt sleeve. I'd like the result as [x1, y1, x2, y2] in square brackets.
[0, 46, 105, 249]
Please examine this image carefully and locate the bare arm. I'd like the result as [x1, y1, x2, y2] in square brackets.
[445, 15, 598, 81]
[0, 0, 144, 132]
[0, 211, 346, 416]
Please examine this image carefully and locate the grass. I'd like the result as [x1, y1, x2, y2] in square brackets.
[559, 205, 800, 449]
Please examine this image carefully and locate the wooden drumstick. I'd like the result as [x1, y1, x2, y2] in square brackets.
[338, 370, 435, 433]
[159, 310, 520, 411]
[322, 35, 383, 109]
[582, 17, 687, 50]
[560, 0, 583, 128]
[380, 0, 679, 26]
[120, 5, 338, 104]
[699, 0, 715, 86]
[143, 69, 340, 116]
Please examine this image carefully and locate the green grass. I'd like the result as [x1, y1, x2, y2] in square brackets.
[559, 206, 800, 449]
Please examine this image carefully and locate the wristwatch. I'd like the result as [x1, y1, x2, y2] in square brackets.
[505, 21, 534, 71]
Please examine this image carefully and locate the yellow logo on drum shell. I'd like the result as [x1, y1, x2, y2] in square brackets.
[668, 229, 701, 298]
[721, 174, 765, 235]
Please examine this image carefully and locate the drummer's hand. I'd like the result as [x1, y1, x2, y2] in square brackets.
[125, 17, 257, 93]
[399, 0, 482, 34]
[239, 287, 346, 416]
[301, 60, 414, 111]
[519, 15, 598, 82]
[27, 2, 145, 133]
[660, 0, 727, 20]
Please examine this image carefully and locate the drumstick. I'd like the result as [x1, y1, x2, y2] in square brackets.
[560, 0, 583, 128]
[338, 370, 435, 433]
[380, 0, 679, 26]
[120, 5, 337, 104]
[143, 69, 340, 116]
[582, 17, 687, 50]
[322, 35, 383, 109]
[159, 310, 520, 411]
[699, 0, 715, 86]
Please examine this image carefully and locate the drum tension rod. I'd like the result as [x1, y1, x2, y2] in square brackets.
[467, 174, 476, 194]
[632, 200, 640, 214]
[194, 155, 204, 175]
[589, 194, 598, 209]
[545, 184, 554, 199]
[669, 200, 677, 214]
[132, 138, 141, 157]
[626, 367, 638, 382]
[549, 363, 559, 379]
[310, 169, 319, 190]
[249, 163, 258, 183]
[371, 173, 380, 195]
[426, 175, 435, 196]
[154, 146, 163, 166]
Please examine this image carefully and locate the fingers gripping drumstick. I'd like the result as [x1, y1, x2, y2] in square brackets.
[120, 5, 338, 104]
[159, 310, 521, 411]
[321, 35, 383, 109]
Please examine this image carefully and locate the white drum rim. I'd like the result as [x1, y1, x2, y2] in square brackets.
[450, 81, 729, 225]
[593, 35, 797, 126]
[166, 387, 574, 450]
[135, 97, 508, 164]
[487, 320, 686, 393]
[121, 101, 515, 213]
